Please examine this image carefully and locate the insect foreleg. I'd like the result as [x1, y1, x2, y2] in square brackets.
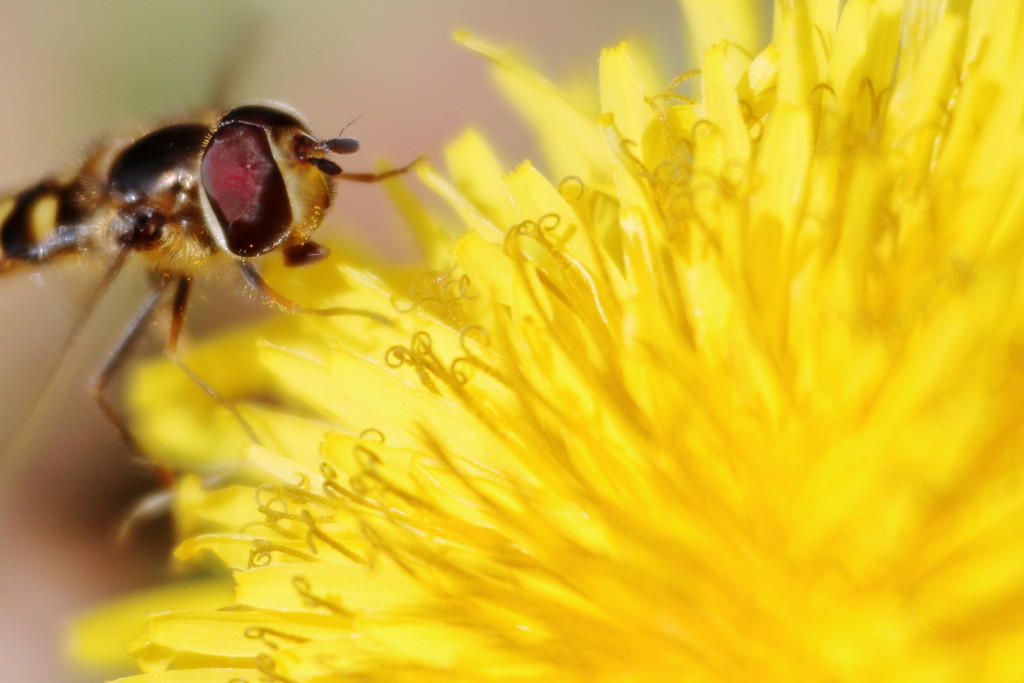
[336, 155, 426, 184]
[237, 260, 393, 324]
[161, 276, 262, 445]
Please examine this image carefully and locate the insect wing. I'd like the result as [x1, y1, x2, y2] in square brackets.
[0, 262, 138, 494]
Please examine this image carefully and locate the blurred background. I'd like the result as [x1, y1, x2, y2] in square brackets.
[0, 1, 691, 680]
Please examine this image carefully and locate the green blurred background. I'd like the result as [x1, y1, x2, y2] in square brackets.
[0, 1, 690, 680]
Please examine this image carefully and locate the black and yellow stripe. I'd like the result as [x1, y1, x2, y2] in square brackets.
[0, 178, 86, 268]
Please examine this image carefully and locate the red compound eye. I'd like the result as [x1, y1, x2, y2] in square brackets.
[201, 122, 292, 257]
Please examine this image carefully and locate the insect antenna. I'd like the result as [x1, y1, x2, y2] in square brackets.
[337, 112, 366, 137]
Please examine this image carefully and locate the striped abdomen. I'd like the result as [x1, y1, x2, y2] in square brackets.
[0, 176, 93, 269]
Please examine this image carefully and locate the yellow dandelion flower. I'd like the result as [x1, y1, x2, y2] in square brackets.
[79, 0, 1024, 680]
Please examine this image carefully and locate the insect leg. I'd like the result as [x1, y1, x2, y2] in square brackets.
[162, 276, 262, 445]
[92, 281, 170, 454]
[94, 274, 262, 454]
[238, 260, 392, 324]
[108, 276, 264, 539]
[337, 155, 426, 183]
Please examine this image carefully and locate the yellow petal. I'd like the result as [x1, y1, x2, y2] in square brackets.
[70, 578, 233, 674]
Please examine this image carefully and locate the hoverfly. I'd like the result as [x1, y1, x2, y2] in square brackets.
[0, 102, 415, 452]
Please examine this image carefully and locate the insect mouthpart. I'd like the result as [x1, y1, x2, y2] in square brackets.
[309, 158, 343, 176]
